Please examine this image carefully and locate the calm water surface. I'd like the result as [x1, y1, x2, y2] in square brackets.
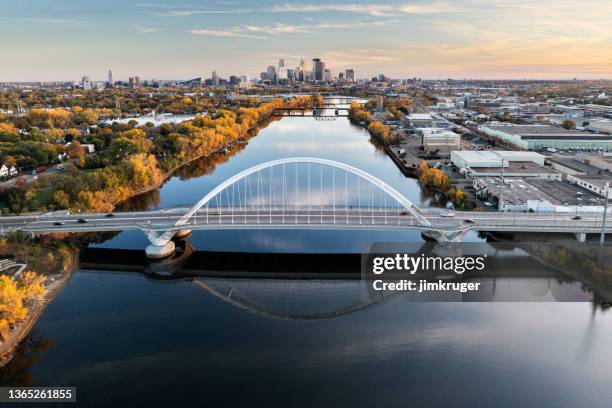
[3, 109, 612, 407]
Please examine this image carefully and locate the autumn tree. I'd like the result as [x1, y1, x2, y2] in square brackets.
[561, 120, 576, 130]
[0, 272, 47, 341]
[66, 141, 85, 167]
[367, 121, 392, 144]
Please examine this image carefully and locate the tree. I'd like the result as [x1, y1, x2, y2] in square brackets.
[0, 272, 47, 341]
[0, 123, 20, 143]
[561, 120, 576, 130]
[367, 121, 392, 144]
[66, 141, 85, 167]
[52, 191, 70, 209]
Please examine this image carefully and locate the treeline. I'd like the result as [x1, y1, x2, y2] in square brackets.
[0, 96, 318, 213]
[0, 272, 46, 342]
[0, 88, 243, 118]
[417, 162, 471, 209]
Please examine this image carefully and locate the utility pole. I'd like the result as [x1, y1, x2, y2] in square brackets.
[498, 159, 505, 212]
[600, 182, 609, 246]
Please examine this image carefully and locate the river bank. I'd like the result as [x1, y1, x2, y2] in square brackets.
[113, 115, 278, 209]
[0, 245, 78, 367]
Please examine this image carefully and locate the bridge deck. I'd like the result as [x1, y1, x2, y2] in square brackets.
[2, 207, 611, 235]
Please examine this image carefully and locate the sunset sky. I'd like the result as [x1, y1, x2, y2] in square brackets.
[1, 0, 611, 81]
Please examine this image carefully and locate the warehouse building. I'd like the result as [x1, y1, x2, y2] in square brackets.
[479, 124, 612, 150]
[419, 128, 461, 156]
[473, 177, 606, 212]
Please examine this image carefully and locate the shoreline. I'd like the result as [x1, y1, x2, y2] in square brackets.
[0, 250, 77, 367]
[112, 115, 277, 208]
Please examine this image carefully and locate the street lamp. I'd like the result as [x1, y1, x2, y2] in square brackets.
[600, 182, 609, 246]
[498, 159, 505, 212]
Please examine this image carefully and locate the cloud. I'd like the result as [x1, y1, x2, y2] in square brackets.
[188, 29, 266, 39]
[272, 2, 460, 15]
[135, 25, 161, 34]
[1, 17, 78, 24]
[151, 2, 457, 17]
[241, 23, 311, 34]
[151, 8, 253, 16]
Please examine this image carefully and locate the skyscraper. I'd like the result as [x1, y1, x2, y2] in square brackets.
[345, 69, 355, 82]
[81, 76, 91, 90]
[278, 59, 285, 68]
[212, 70, 219, 86]
[266, 66, 277, 84]
[312, 58, 325, 82]
[324, 69, 332, 82]
[108, 69, 113, 87]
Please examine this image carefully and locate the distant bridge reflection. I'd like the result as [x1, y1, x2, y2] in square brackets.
[77, 242, 612, 319]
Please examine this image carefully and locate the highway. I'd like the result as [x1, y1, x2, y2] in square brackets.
[1, 207, 610, 236]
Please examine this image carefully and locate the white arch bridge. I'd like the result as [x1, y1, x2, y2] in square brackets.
[1, 157, 611, 258]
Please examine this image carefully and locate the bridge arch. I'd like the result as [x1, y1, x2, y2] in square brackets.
[175, 157, 432, 227]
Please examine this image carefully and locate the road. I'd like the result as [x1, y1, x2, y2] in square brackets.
[0, 207, 610, 236]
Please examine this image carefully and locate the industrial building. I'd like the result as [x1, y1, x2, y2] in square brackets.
[479, 124, 612, 150]
[566, 174, 612, 198]
[450, 151, 556, 179]
[472, 177, 606, 213]
[419, 128, 460, 155]
[406, 113, 433, 128]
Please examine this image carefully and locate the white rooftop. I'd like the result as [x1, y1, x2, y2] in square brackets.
[407, 113, 432, 120]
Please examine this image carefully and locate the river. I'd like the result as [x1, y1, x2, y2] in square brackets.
[2, 102, 612, 407]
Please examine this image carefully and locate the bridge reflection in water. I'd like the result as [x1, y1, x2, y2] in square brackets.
[78, 242, 612, 319]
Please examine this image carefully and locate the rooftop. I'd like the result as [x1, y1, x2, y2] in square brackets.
[470, 161, 558, 175]
[476, 177, 606, 206]
[570, 174, 612, 190]
[485, 124, 609, 139]
[527, 179, 606, 206]
[407, 113, 432, 120]
[547, 156, 605, 174]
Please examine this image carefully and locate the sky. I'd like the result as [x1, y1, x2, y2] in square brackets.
[1, 0, 611, 81]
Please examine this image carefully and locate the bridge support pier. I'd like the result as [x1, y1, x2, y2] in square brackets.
[145, 241, 176, 260]
[422, 229, 469, 243]
[173, 229, 192, 239]
[575, 232, 587, 242]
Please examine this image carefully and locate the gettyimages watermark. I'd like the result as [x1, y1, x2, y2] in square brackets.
[370, 252, 486, 293]
[359, 242, 612, 302]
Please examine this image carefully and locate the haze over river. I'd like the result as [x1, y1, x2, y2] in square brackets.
[2, 101, 612, 407]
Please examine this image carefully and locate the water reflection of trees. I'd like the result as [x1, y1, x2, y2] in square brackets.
[117, 117, 278, 212]
[518, 241, 612, 307]
[0, 332, 53, 386]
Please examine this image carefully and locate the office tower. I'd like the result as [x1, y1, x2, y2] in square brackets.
[345, 69, 355, 82]
[81, 76, 91, 90]
[108, 69, 113, 87]
[239, 74, 249, 83]
[324, 69, 331, 82]
[313, 58, 325, 81]
[278, 59, 285, 68]
[266, 66, 277, 84]
[212, 70, 219, 86]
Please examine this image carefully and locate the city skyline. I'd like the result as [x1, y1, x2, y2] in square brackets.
[1, 0, 612, 81]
